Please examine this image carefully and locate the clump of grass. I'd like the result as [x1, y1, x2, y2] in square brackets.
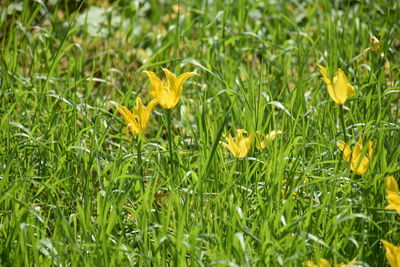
[0, 0, 399, 266]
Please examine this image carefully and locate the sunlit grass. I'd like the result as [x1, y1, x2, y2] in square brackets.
[1, 0, 399, 266]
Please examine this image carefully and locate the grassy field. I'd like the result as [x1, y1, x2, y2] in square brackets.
[1, 0, 400, 266]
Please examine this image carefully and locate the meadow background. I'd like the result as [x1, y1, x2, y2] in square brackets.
[1, 0, 399, 266]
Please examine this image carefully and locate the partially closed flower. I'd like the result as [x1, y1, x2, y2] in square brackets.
[317, 64, 354, 105]
[385, 176, 400, 215]
[381, 239, 400, 267]
[337, 137, 374, 175]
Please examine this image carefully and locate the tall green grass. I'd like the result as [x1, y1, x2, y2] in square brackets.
[1, 0, 399, 266]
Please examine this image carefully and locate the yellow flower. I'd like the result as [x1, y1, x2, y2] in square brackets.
[221, 129, 254, 158]
[350, 138, 370, 175]
[304, 258, 358, 267]
[381, 239, 400, 267]
[385, 176, 400, 215]
[317, 64, 354, 105]
[337, 137, 374, 176]
[144, 68, 199, 109]
[116, 97, 159, 136]
[255, 130, 282, 150]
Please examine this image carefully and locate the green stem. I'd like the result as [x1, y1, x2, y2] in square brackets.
[165, 109, 175, 174]
[337, 105, 347, 174]
[137, 134, 144, 192]
[339, 105, 347, 143]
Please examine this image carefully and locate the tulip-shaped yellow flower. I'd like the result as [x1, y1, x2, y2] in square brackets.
[317, 64, 354, 105]
[116, 97, 159, 136]
[144, 68, 199, 109]
[337, 141, 352, 162]
[350, 139, 370, 175]
[385, 176, 400, 215]
[337, 137, 374, 175]
[255, 130, 282, 150]
[381, 239, 400, 267]
[304, 258, 358, 267]
[222, 129, 254, 158]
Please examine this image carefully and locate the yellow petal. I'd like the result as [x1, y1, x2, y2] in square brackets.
[332, 69, 352, 105]
[317, 64, 332, 86]
[176, 72, 199, 95]
[386, 176, 399, 195]
[337, 141, 351, 162]
[303, 258, 331, 267]
[222, 133, 239, 157]
[116, 105, 136, 128]
[335, 260, 358, 267]
[133, 97, 145, 119]
[346, 83, 355, 98]
[386, 192, 400, 215]
[144, 71, 163, 99]
[162, 68, 178, 91]
[327, 84, 340, 104]
[350, 143, 369, 175]
[381, 239, 400, 267]
[350, 156, 369, 176]
[147, 97, 160, 110]
[132, 97, 147, 134]
[317, 64, 341, 104]
[235, 129, 247, 144]
[237, 137, 251, 158]
[116, 105, 130, 124]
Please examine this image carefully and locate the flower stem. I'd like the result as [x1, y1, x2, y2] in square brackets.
[339, 105, 347, 143]
[165, 109, 175, 174]
[137, 134, 144, 192]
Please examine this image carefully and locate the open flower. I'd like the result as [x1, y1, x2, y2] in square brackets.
[337, 137, 374, 175]
[317, 64, 354, 105]
[381, 239, 400, 267]
[255, 130, 282, 150]
[116, 97, 159, 136]
[144, 68, 199, 109]
[304, 258, 358, 267]
[221, 129, 254, 158]
[385, 176, 400, 215]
